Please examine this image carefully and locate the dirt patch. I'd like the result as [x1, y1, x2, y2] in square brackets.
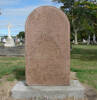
[0, 78, 27, 100]
[84, 84, 97, 100]
[0, 78, 16, 100]
[70, 72, 78, 80]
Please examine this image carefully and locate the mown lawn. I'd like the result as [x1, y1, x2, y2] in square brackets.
[0, 45, 97, 89]
[71, 45, 97, 89]
[0, 57, 25, 81]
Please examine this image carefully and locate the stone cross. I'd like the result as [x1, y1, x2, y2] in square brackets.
[8, 24, 12, 37]
[25, 6, 70, 86]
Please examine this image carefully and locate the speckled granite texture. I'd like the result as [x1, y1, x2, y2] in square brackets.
[25, 6, 70, 86]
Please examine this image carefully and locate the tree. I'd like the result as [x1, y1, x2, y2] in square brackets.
[80, 1, 97, 44]
[17, 31, 25, 39]
[53, 0, 83, 44]
[52, 0, 97, 44]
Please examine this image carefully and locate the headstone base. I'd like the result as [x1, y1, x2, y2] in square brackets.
[11, 80, 85, 100]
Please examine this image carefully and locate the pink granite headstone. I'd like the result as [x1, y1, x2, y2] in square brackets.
[25, 6, 70, 86]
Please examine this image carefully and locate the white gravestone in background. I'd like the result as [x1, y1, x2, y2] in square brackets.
[4, 24, 15, 47]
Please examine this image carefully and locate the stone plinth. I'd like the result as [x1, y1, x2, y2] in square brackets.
[25, 6, 70, 86]
[11, 80, 85, 100]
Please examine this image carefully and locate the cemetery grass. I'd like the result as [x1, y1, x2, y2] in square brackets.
[71, 45, 97, 90]
[0, 57, 25, 81]
[0, 42, 3, 46]
[0, 45, 97, 90]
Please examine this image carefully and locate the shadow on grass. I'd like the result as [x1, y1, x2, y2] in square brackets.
[13, 68, 25, 80]
[71, 67, 97, 73]
[71, 47, 97, 61]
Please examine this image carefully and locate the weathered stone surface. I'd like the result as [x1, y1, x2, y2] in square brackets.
[11, 80, 85, 99]
[25, 6, 70, 86]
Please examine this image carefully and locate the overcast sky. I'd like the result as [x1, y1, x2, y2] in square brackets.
[0, 0, 62, 36]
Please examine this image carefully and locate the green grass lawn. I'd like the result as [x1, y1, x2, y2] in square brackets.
[0, 57, 25, 81]
[0, 45, 97, 89]
[71, 45, 97, 89]
[0, 42, 3, 46]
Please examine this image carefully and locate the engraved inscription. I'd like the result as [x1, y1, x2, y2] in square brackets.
[32, 33, 62, 60]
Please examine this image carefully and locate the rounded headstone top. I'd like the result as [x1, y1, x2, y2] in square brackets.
[26, 6, 70, 32]
[26, 6, 68, 19]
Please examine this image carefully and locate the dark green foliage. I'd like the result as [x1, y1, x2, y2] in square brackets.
[17, 31, 25, 39]
[52, 0, 97, 42]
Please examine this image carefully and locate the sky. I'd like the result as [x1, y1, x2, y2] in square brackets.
[0, 0, 62, 36]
